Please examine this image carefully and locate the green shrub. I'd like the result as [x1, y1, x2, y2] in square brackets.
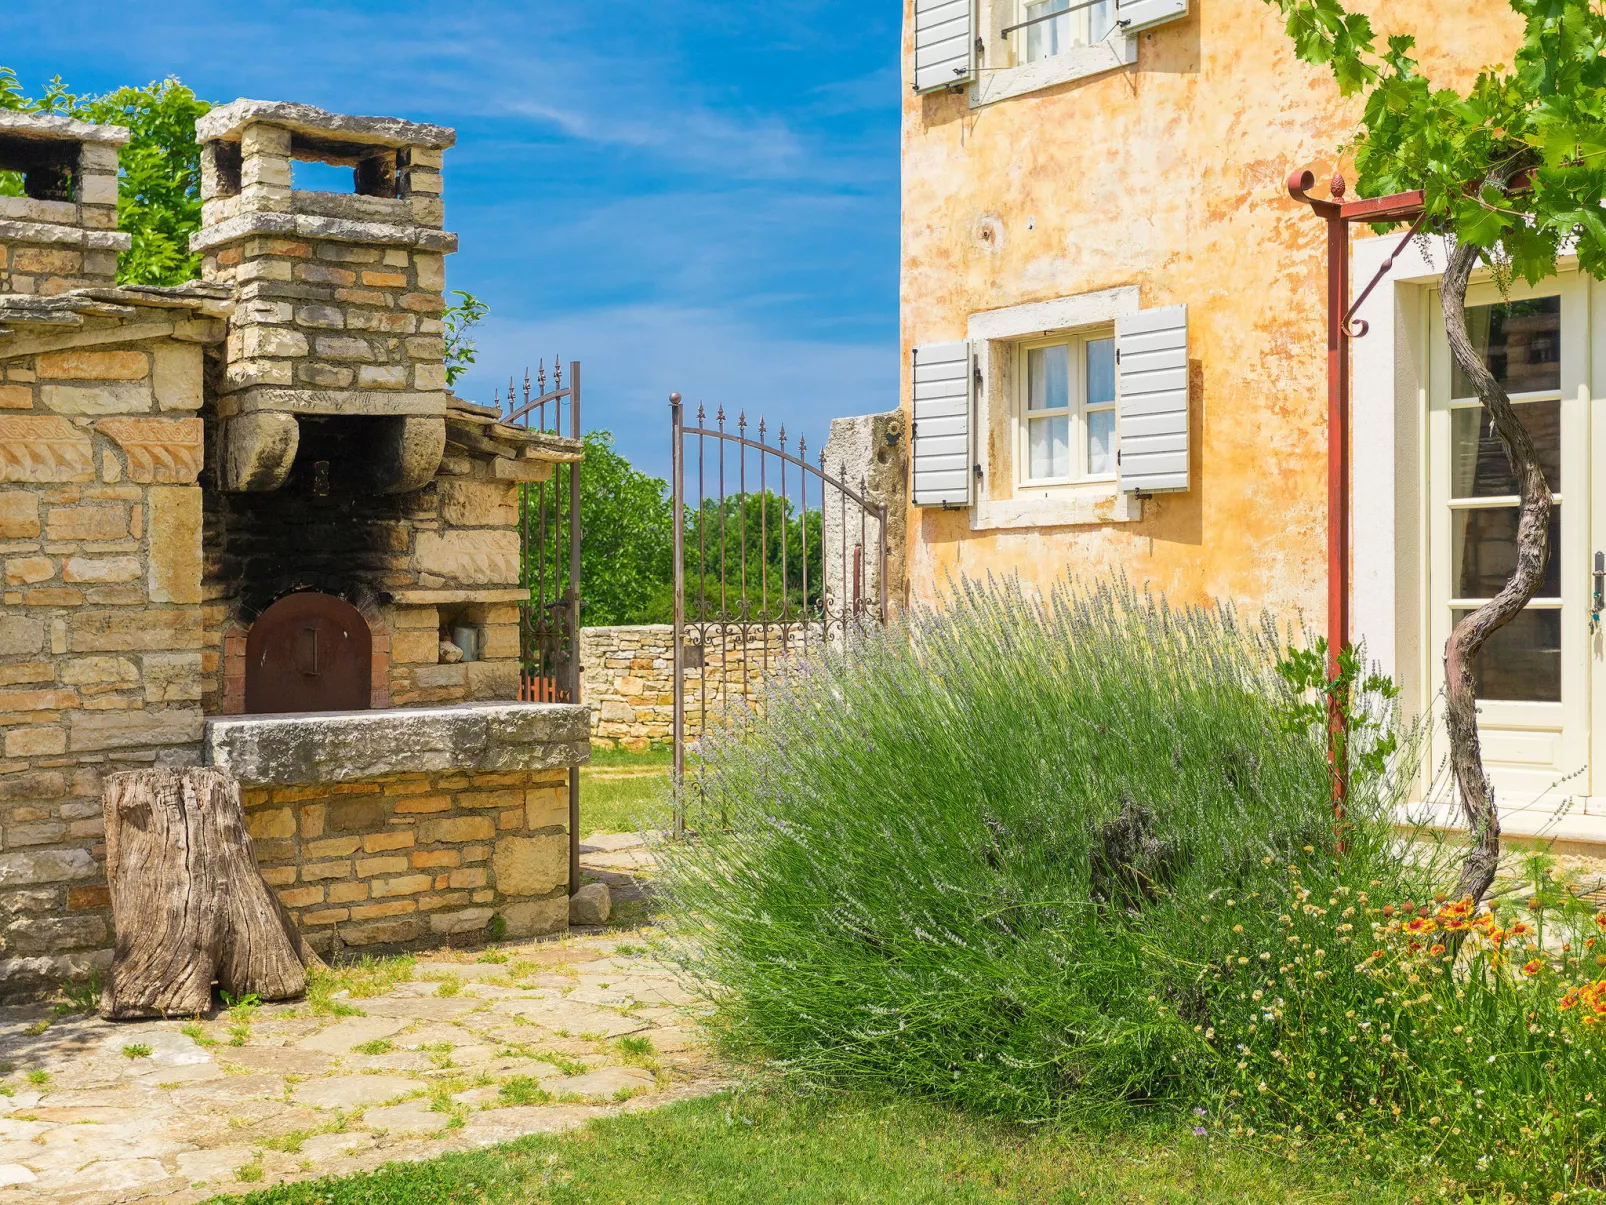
[655, 576, 1606, 1199]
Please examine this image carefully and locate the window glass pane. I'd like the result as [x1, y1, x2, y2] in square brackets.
[1025, 0, 1071, 61]
[1087, 409, 1116, 475]
[1451, 506, 1561, 600]
[1088, 0, 1114, 40]
[1028, 415, 1069, 479]
[1451, 296, 1561, 397]
[1449, 400, 1561, 497]
[1086, 338, 1116, 406]
[1450, 607, 1561, 703]
[1027, 344, 1069, 412]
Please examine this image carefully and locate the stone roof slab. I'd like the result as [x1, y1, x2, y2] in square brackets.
[196, 99, 456, 150]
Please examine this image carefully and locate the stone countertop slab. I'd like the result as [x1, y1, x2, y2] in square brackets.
[203, 701, 590, 785]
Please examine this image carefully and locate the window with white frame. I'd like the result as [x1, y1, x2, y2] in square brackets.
[1017, 0, 1115, 63]
[1019, 330, 1117, 484]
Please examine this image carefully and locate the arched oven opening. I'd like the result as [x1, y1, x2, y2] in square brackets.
[245, 591, 373, 715]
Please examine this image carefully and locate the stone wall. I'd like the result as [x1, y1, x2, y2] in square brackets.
[823, 409, 908, 615]
[208, 701, 586, 954]
[0, 313, 223, 991]
[582, 624, 818, 750]
[242, 767, 569, 954]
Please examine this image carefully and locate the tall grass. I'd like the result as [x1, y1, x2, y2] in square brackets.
[655, 576, 1606, 1201]
[658, 577, 1416, 1110]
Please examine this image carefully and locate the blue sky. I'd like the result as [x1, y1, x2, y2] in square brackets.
[0, 1, 902, 480]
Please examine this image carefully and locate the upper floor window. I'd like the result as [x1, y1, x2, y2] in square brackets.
[1020, 331, 1117, 484]
[1019, 0, 1115, 63]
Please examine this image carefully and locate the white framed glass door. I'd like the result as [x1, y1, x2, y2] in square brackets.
[1427, 273, 1591, 809]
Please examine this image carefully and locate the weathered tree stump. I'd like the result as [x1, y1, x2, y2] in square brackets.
[100, 767, 321, 1019]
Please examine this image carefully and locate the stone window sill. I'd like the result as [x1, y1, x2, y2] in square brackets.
[971, 487, 1142, 531]
[971, 39, 1137, 108]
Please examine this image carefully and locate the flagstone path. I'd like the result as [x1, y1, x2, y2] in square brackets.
[0, 832, 719, 1204]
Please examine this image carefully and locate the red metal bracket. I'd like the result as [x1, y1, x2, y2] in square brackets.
[1285, 168, 1427, 820]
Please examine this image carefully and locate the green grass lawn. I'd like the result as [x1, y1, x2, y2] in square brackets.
[579, 752, 670, 835]
[208, 1089, 1419, 1205]
[586, 744, 671, 769]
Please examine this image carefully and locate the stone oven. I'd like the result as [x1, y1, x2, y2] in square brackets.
[0, 100, 587, 993]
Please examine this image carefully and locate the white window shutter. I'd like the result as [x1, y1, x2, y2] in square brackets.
[911, 341, 972, 507]
[913, 0, 975, 94]
[1117, 305, 1189, 494]
[1113, 0, 1187, 33]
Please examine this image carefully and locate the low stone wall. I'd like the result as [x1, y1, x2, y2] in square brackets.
[241, 766, 569, 955]
[207, 701, 586, 956]
[582, 624, 816, 750]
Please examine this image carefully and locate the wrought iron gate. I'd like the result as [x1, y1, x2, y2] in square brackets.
[669, 394, 889, 804]
[501, 361, 582, 893]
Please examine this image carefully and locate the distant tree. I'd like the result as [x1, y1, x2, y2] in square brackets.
[572, 431, 676, 626]
[520, 431, 829, 627]
[677, 493, 824, 621]
[0, 68, 210, 285]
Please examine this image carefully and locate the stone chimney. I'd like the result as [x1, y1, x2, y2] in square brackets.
[0, 112, 132, 295]
[189, 100, 458, 494]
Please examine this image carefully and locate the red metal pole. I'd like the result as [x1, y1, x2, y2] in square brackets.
[1325, 209, 1350, 818]
[1287, 171, 1427, 826]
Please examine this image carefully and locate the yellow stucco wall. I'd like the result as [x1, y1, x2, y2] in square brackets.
[901, 0, 1524, 621]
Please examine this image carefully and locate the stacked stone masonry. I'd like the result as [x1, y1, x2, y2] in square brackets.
[204, 439, 533, 714]
[583, 624, 818, 751]
[0, 113, 132, 297]
[0, 294, 223, 991]
[0, 100, 586, 995]
[193, 99, 454, 407]
[243, 768, 570, 954]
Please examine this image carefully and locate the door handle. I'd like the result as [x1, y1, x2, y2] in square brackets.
[1593, 552, 1605, 634]
[298, 626, 320, 677]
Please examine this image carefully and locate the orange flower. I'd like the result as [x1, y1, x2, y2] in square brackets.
[1561, 993, 1579, 1011]
[1593, 912, 1606, 931]
[1405, 917, 1437, 935]
[1429, 944, 1447, 958]
[1523, 959, 1545, 977]
[1509, 923, 1532, 938]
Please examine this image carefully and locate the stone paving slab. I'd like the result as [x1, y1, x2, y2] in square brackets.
[0, 917, 717, 1205]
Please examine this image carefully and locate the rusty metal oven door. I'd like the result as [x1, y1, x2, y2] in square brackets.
[245, 592, 373, 715]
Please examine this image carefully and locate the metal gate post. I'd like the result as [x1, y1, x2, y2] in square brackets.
[877, 501, 889, 623]
[567, 361, 583, 897]
[670, 393, 686, 838]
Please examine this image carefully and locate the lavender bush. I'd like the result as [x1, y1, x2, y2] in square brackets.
[657, 577, 1409, 1106]
[655, 577, 1606, 1200]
